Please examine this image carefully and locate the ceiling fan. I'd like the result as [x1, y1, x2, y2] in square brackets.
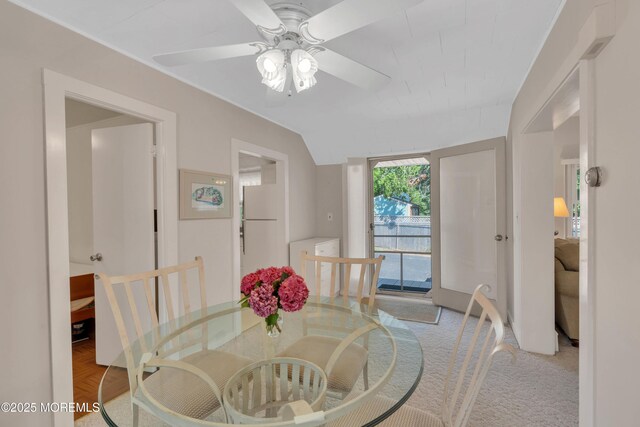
[153, 0, 423, 101]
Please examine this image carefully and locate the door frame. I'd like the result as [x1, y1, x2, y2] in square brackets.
[430, 137, 507, 319]
[367, 153, 431, 297]
[520, 61, 598, 426]
[231, 138, 289, 302]
[513, 2, 615, 423]
[43, 69, 178, 427]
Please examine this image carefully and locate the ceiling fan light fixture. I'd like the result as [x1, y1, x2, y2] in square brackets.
[263, 57, 277, 73]
[257, 49, 286, 91]
[262, 69, 287, 92]
[291, 49, 318, 93]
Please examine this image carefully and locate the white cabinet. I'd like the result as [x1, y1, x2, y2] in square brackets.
[289, 238, 340, 297]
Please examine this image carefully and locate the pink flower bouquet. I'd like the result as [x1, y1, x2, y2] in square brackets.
[239, 266, 309, 335]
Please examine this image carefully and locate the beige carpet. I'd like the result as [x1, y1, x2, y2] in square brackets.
[372, 295, 442, 324]
[403, 309, 579, 426]
[76, 309, 578, 427]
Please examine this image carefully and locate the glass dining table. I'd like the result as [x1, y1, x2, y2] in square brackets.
[98, 297, 423, 426]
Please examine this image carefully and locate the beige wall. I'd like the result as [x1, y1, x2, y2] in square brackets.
[0, 2, 316, 425]
[315, 165, 344, 243]
[591, 1, 640, 422]
[509, 0, 640, 423]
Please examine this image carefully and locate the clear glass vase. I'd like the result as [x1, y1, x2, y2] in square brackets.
[266, 313, 284, 338]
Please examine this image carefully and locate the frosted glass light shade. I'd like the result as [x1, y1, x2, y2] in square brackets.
[554, 197, 570, 217]
[257, 50, 286, 92]
[291, 49, 318, 93]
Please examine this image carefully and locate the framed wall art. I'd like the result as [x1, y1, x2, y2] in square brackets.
[179, 169, 232, 219]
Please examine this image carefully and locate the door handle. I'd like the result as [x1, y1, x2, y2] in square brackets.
[90, 253, 103, 262]
[494, 235, 503, 242]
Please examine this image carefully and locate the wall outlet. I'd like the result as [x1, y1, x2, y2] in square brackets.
[327, 212, 333, 221]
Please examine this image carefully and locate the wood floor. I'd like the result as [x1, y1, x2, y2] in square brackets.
[72, 327, 130, 420]
[72, 331, 104, 420]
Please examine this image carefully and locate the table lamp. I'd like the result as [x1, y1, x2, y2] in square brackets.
[554, 197, 569, 236]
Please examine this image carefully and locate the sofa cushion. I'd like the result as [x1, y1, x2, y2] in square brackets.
[555, 241, 579, 272]
[554, 238, 570, 247]
[555, 271, 579, 297]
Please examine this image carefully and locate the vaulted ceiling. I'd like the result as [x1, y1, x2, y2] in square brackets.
[14, 0, 563, 164]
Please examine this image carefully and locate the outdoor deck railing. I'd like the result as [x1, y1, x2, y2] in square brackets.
[373, 215, 431, 292]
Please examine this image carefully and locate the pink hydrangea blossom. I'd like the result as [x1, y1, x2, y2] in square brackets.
[278, 275, 309, 312]
[281, 266, 296, 277]
[240, 272, 260, 296]
[259, 267, 282, 285]
[249, 283, 278, 318]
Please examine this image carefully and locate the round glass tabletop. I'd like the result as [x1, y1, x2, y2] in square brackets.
[99, 298, 423, 426]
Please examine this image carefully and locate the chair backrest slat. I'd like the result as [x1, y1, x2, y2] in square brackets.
[449, 310, 487, 409]
[356, 264, 367, 302]
[160, 271, 175, 323]
[122, 279, 148, 354]
[180, 269, 191, 317]
[343, 263, 352, 298]
[315, 260, 322, 297]
[441, 284, 516, 427]
[142, 277, 159, 329]
[329, 263, 337, 298]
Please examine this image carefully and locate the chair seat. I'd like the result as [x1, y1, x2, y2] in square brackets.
[328, 396, 443, 427]
[136, 349, 252, 420]
[276, 335, 368, 393]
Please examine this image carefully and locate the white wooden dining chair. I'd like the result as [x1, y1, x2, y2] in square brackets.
[276, 251, 384, 397]
[98, 256, 252, 426]
[223, 357, 328, 424]
[329, 284, 516, 427]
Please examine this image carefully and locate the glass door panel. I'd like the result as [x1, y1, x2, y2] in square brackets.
[369, 156, 431, 295]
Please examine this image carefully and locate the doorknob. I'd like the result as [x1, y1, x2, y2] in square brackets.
[494, 235, 503, 242]
[90, 253, 103, 262]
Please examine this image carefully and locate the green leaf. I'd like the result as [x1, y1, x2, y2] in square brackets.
[265, 312, 279, 326]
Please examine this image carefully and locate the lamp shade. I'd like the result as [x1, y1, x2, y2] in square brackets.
[291, 49, 318, 93]
[554, 197, 570, 217]
[256, 49, 287, 92]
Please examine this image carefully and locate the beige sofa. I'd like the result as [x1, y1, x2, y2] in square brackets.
[554, 238, 579, 342]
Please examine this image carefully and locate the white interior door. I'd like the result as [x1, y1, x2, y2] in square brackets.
[431, 137, 506, 318]
[92, 123, 155, 366]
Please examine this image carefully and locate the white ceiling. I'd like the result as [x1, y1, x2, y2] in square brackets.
[15, 0, 564, 164]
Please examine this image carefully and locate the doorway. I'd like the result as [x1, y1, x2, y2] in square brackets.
[44, 70, 178, 427]
[231, 139, 289, 303]
[238, 152, 278, 277]
[65, 99, 157, 420]
[368, 155, 432, 297]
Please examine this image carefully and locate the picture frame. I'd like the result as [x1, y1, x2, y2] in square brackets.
[179, 169, 233, 219]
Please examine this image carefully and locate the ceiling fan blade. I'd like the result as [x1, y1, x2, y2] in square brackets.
[314, 48, 390, 90]
[228, 0, 287, 36]
[299, 0, 423, 44]
[153, 43, 266, 66]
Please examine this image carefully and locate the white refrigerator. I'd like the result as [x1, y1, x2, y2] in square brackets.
[242, 184, 282, 275]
